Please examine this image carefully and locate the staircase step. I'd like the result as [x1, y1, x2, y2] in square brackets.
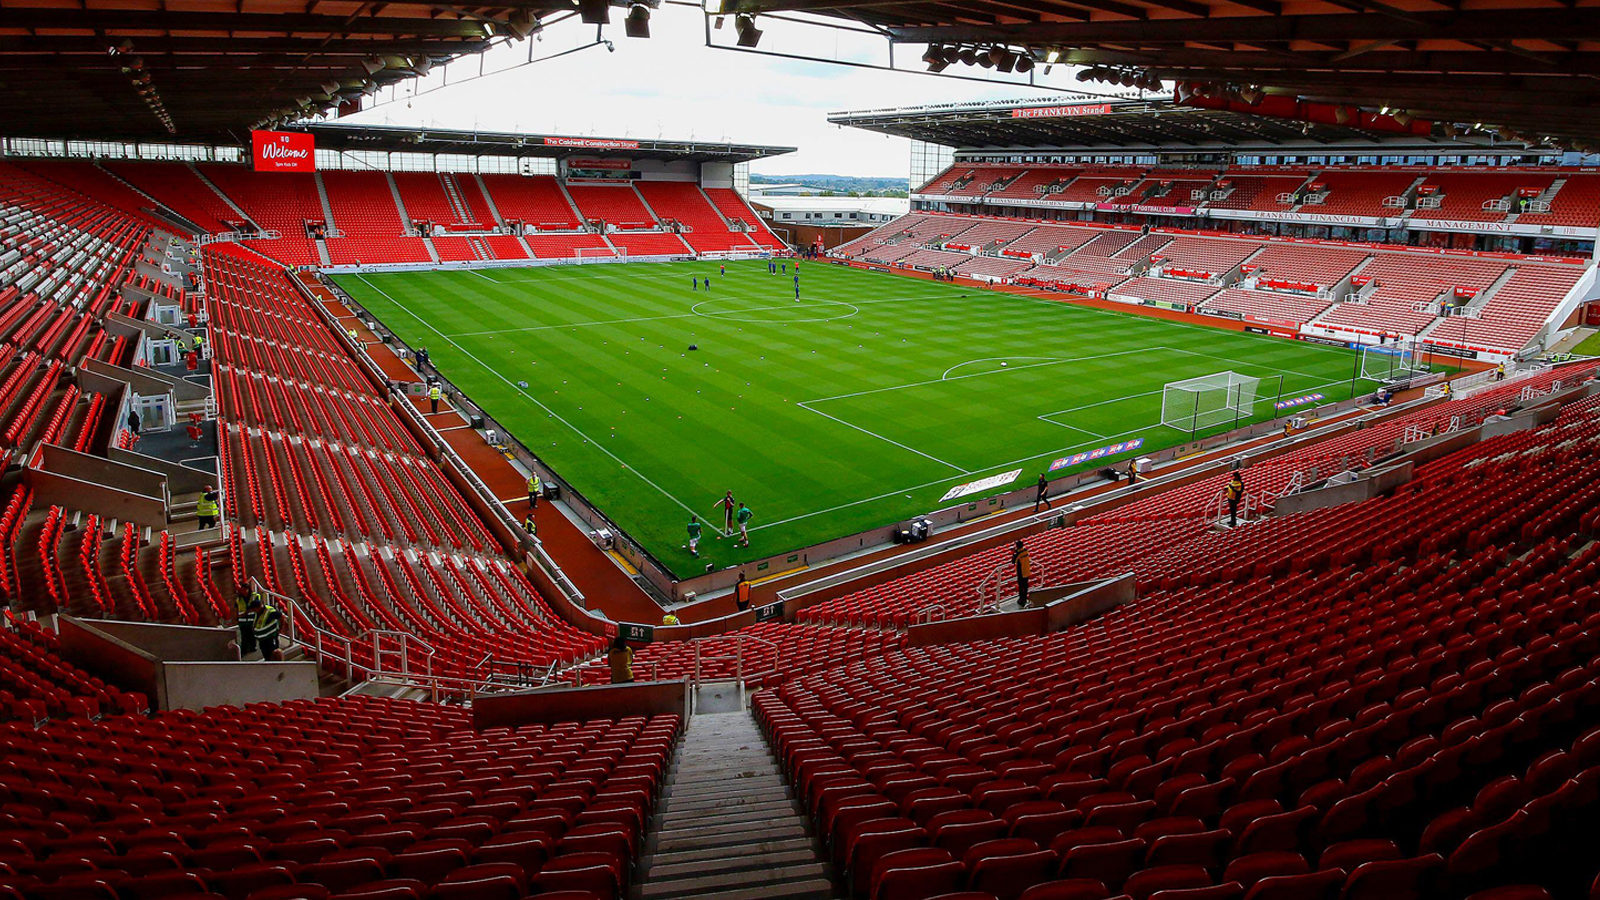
[659, 798, 800, 827]
[653, 811, 806, 841]
[644, 837, 816, 869]
[644, 847, 819, 881]
[662, 789, 794, 814]
[672, 760, 779, 776]
[639, 864, 829, 900]
[664, 775, 788, 800]
[640, 709, 837, 899]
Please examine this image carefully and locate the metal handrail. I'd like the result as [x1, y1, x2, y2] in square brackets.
[264, 580, 506, 703]
[975, 560, 1047, 614]
[573, 658, 656, 687]
[692, 632, 780, 685]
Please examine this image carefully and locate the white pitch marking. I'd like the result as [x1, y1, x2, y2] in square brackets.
[940, 356, 1069, 381]
[802, 349, 1149, 406]
[351, 275, 732, 537]
[795, 401, 967, 474]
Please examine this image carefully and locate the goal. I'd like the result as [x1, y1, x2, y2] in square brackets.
[1360, 340, 1427, 383]
[1162, 371, 1262, 436]
[575, 246, 626, 264]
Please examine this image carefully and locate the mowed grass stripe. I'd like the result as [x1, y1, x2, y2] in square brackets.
[337, 261, 1380, 575]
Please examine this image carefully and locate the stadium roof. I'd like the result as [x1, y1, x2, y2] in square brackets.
[828, 97, 1516, 153]
[301, 122, 795, 163]
[0, 0, 574, 141]
[726, 0, 1600, 150]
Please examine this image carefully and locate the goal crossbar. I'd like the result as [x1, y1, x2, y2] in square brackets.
[575, 246, 626, 264]
[1161, 371, 1262, 436]
[1360, 340, 1427, 382]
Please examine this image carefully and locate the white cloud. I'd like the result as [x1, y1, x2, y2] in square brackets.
[338, 6, 1084, 178]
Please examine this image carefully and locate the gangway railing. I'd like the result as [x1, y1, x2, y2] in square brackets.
[693, 632, 779, 686]
[267, 581, 522, 702]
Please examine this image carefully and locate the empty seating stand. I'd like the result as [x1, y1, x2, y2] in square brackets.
[564, 185, 657, 231]
[204, 247, 607, 684]
[320, 172, 430, 265]
[757, 377, 1600, 900]
[0, 691, 681, 900]
[478, 175, 582, 231]
[632, 182, 756, 253]
[831, 209, 1577, 356]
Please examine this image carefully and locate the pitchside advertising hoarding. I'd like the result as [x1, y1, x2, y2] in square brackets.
[252, 130, 315, 172]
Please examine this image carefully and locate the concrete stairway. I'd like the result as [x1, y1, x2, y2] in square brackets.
[636, 709, 838, 900]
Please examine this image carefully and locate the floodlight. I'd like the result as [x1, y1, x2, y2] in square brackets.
[734, 14, 762, 46]
[625, 3, 650, 37]
[507, 12, 541, 39]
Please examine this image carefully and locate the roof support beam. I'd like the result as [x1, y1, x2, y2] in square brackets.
[2, 8, 497, 37]
[887, 8, 1600, 46]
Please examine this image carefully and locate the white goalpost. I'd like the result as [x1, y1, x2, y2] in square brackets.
[1359, 340, 1428, 383]
[1161, 371, 1264, 436]
[575, 246, 627, 264]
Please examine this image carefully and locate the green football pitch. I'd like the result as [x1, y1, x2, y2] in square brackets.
[336, 260, 1383, 576]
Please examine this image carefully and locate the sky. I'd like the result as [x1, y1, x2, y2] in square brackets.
[338, 5, 1112, 178]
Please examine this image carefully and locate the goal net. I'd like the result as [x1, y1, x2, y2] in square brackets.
[1360, 340, 1427, 383]
[575, 246, 626, 264]
[1162, 371, 1262, 434]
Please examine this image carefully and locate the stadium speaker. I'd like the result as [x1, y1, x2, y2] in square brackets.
[734, 14, 763, 47]
[923, 45, 949, 73]
[578, 0, 610, 24]
[988, 47, 1015, 73]
[958, 47, 978, 66]
[1013, 54, 1033, 73]
[624, 4, 650, 38]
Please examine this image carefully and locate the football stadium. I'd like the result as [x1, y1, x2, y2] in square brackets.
[3, 1, 1600, 899]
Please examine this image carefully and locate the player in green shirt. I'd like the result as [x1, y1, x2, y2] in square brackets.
[736, 503, 753, 547]
[686, 515, 703, 556]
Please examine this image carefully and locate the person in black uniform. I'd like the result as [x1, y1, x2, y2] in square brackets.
[235, 586, 257, 658]
[1226, 472, 1245, 527]
[1034, 474, 1053, 512]
[248, 596, 282, 661]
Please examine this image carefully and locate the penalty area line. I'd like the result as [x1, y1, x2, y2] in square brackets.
[794, 401, 967, 474]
